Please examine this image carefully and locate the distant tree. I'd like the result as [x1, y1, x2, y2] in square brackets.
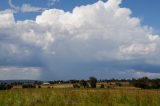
[70, 80, 79, 84]
[22, 84, 36, 88]
[80, 80, 89, 88]
[48, 81, 55, 84]
[0, 84, 13, 90]
[89, 77, 97, 88]
[132, 77, 160, 89]
[34, 81, 38, 85]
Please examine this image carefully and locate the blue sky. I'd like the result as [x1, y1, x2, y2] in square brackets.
[0, 0, 160, 80]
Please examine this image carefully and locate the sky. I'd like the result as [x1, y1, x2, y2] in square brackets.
[0, 0, 160, 80]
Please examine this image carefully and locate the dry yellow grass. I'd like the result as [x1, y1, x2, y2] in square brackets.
[0, 88, 160, 106]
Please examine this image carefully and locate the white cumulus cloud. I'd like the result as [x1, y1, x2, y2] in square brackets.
[47, 0, 59, 6]
[8, 0, 47, 13]
[0, 0, 160, 80]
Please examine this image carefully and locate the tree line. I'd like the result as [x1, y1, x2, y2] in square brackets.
[131, 77, 160, 89]
[0, 76, 160, 90]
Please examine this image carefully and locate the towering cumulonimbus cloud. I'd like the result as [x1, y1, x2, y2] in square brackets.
[0, 0, 160, 80]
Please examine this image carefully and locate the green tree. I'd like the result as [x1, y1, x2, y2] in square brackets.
[80, 80, 89, 88]
[89, 77, 97, 88]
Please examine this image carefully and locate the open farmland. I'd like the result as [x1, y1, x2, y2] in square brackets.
[0, 88, 160, 106]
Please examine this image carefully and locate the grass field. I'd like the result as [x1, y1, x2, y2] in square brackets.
[0, 88, 160, 106]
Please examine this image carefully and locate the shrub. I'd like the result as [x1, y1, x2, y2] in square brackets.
[0, 84, 13, 90]
[132, 77, 160, 89]
[80, 80, 89, 88]
[38, 85, 41, 88]
[89, 77, 97, 88]
[22, 84, 36, 88]
[100, 84, 105, 88]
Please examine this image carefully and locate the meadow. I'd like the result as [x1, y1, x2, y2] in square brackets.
[0, 88, 160, 106]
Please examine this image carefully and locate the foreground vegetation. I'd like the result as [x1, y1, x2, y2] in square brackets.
[0, 88, 160, 106]
[0, 77, 160, 106]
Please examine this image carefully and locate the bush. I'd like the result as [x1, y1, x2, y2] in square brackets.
[80, 80, 89, 88]
[132, 77, 160, 89]
[0, 84, 13, 90]
[116, 82, 122, 87]
[38, 85, 41, 88]
[89, 77, 97, 88]
[22, 84, 36, 88]
[100, 84, 105, 88]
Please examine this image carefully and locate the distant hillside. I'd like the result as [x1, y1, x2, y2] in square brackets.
[0, 80, 42, 84]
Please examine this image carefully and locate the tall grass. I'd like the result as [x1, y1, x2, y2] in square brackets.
[0, 88, 160, 106]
